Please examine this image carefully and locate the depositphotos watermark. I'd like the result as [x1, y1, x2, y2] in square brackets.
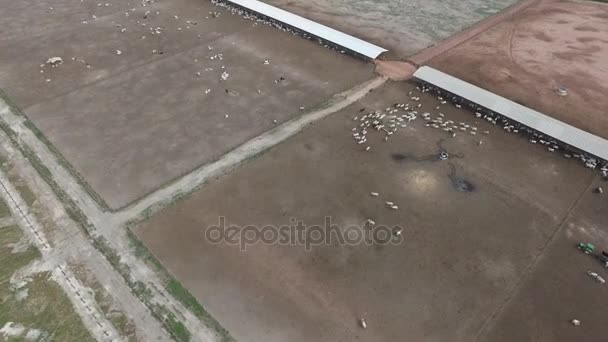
[205, 217, 404, 251]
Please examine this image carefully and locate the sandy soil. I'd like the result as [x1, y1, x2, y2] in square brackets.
[429, 0, 608, 140]
[134, 81, 606, 342]
[0, 0, 373, 209]
[261, 0, 516, 57]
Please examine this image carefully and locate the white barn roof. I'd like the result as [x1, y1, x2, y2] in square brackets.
[225, 0, 388, 59]
[414, 66, 608, 161]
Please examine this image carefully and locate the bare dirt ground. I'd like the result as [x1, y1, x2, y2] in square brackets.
[429, 0, 608, 140]
[0, 0, 373, 209]
[134, 81, 608, 342]
[113, 76, 387, 225]
[481, 181, 608, 342]
[261, 0, 516, 57]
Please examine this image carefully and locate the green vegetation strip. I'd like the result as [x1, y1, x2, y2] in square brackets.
[0, 121, 194, 341]
[13, 181, 37, 207]
[0, 197, 10, 218]
[128, 229, 234, 342]
[0, 224, 93, 341]
[0, 89, 24, 120]
[0, 224, 41, 284]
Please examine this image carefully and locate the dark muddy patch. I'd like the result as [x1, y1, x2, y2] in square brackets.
[451, 179, 476, 192]
[533, 31, 553, 42]
[391, 153, 439, 163]
[592, 12, 608, 20]
[447, 163, 476, 193]
[574, 25, 599, 32]
[392, 140, 464, 163]
[391, 153, 408, 162]
[577, 37, 598, 44]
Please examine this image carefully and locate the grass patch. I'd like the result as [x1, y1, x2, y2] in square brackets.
[14, 181, 36, 207]
[0, 225, 40, 283]
[165, 279, 232, 339]
[0, 225, 93, 341]
[0, 155, 13, 218]
[0, 273, 95, 341]
[155, 305, 192, 342]
[166, 279, 206, 315]
[108, 313, 135, 339]
[0, 199, 10, 218]
[0, 89, 25, 119]
[0, 152, 38, 207]
[166, 313, 191, 342]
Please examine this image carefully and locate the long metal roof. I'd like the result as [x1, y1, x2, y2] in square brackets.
[225, 0, 388, 59]
[414, 66, 608, 161]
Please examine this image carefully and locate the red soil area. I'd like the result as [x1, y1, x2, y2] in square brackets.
[429, 0, 608, 139]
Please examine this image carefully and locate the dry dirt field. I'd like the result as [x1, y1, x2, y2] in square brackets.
[483, 183, 608, 342]
[0, 0, 373, 209]
[262, 0, 517, 57]
[430, 0, 608, 140]
[4, 0, 608, 340]
[134, 81, 608, 342]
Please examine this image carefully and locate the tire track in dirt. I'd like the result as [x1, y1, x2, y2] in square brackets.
[408, 0, 539, 65]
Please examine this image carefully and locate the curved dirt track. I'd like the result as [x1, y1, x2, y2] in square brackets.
[409, 0, 538, 65]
